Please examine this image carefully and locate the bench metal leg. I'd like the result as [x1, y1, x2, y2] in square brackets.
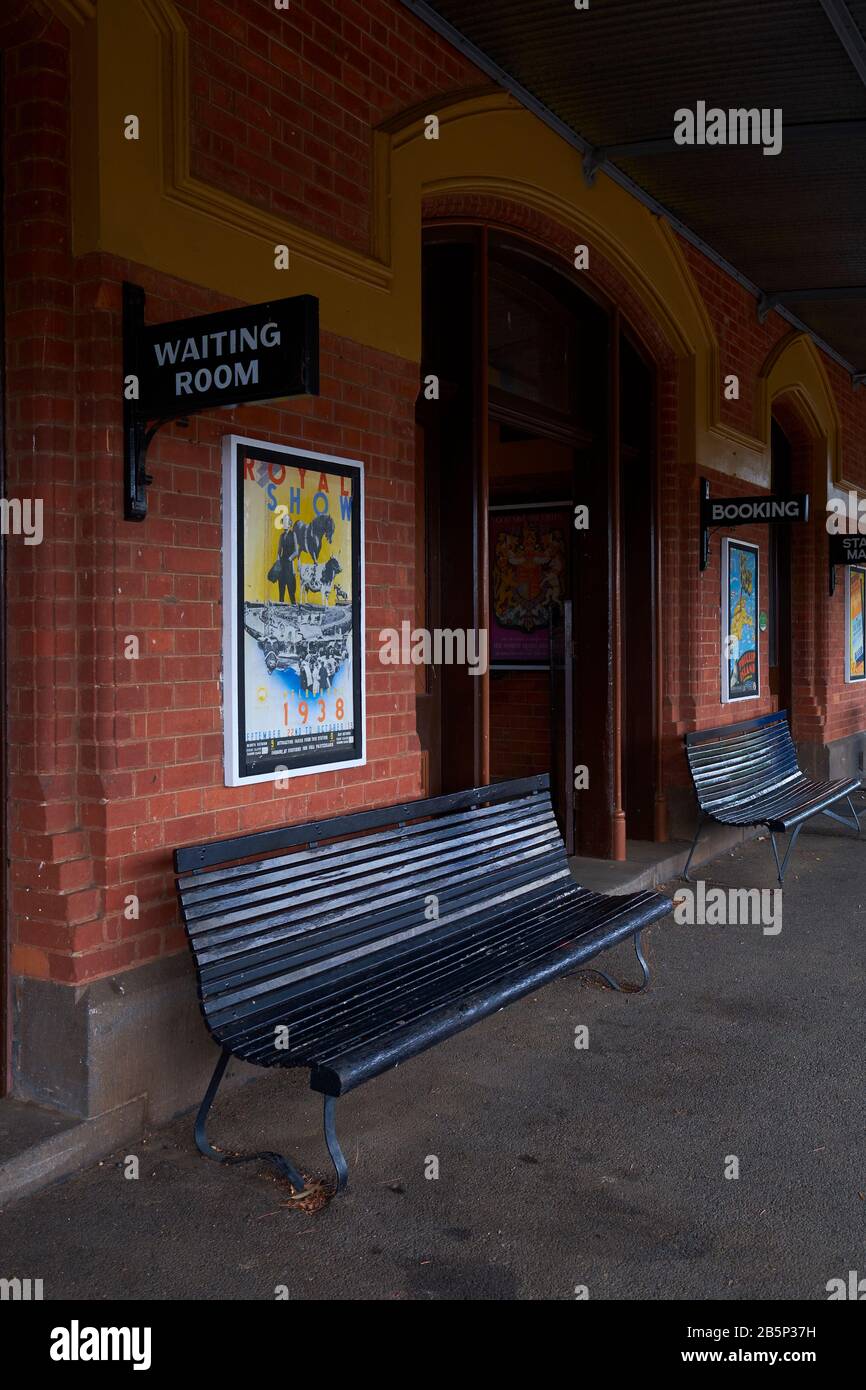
[682, 815, 707, 882]
[323, 1095, 348, 1192]
[848, 796, 862, 837]
[194, 1048, 307, 1193]
[818, 798, 861, 835]
[576, 929, 651, 994]
[769, 824, 802, 886]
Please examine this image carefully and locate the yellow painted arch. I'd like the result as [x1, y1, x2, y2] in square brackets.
[49, 0, 808, 479]
[757, 330, 843, 494]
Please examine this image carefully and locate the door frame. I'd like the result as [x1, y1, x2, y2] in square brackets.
[419, 218, 663, 855]
[417, 223, 489, 794]
[0, 63, 8, 1093]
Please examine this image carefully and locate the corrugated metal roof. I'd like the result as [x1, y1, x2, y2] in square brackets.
[403, 0, 866, 374]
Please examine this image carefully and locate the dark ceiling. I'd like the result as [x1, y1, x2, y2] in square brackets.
[402, 0, 866, 376]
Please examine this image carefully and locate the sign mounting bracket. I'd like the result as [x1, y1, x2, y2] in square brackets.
[123, 283, 151, 522]
[699, 477, 810, 571]
[122, 281, 319, 521]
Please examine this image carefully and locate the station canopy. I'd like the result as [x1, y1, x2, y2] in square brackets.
[404, 0, 866, 379]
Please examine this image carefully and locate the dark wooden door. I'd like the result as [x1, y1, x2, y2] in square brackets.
[0, 66, 7, 1095]
[549, 599, 575, 854]
[416, 228, 486, 794]
[620, 334, 656, 840]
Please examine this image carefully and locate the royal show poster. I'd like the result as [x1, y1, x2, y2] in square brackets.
[223, 438, 364, 784]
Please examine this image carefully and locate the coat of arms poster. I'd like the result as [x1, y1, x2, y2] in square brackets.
[489, 505, 570, 667]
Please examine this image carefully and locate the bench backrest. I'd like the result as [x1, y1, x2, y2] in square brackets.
[174, 775, 571, 1060]
[684, 710, 800, 815]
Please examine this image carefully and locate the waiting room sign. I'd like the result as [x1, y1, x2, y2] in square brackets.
[122, 284, 319, 520]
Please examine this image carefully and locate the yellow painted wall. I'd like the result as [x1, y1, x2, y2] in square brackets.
[48, 0, 841, 496]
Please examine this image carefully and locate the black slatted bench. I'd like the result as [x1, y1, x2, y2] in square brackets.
[174, 773, 672, 1195]
[683, 710, 861, 885]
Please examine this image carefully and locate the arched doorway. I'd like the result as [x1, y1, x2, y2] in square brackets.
[417, 224, 658, 859]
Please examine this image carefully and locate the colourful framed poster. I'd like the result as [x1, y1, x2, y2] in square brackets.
[222, 435, 365, 785]
[846, 564, 866, 683]
[489, 503, 571, 667]
[721, 538, 759, 702]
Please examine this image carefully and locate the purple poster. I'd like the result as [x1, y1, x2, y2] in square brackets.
[489, 507, 570, 665]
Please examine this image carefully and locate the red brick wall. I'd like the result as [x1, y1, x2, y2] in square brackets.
[179, 0, 483, 252]
[4, 15, 86, 982]
[8, 263, 423, 984]
[490, 671, 550, 780]
[676, 244, 866, 753]
[3, 9, 429, 987]
[679, 240, 789, 438]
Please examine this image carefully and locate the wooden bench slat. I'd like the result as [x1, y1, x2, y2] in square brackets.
[196, 866, 571, 1018]
[179, 796, 540, 896]
[189, 830, 566, 965]
[174, 773, 551, 873]
[200, 864, 574, 1020]
[181, 805, 561, 926]
[216, 884, 588, 1060]
[308, 898, 669, 1097]
[280, 892, 664, 1063]
[205, 867, 580, 1023]
[213, 885, 662, 1068]
[206, 874, 586, 1044]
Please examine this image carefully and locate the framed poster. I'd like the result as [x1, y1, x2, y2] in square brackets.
[846, 565, 866, 682]
[489, 503, 571, 668]
[721, 537, 759, 702]
[222, 435, 365, 785]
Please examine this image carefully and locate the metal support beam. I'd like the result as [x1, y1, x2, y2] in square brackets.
[759, 285, 866, 324]
[818, 0, 866, 87]
[601, 118, 866, 160]
[397, 0, 863, 381]
[764, 286, 866, 303]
